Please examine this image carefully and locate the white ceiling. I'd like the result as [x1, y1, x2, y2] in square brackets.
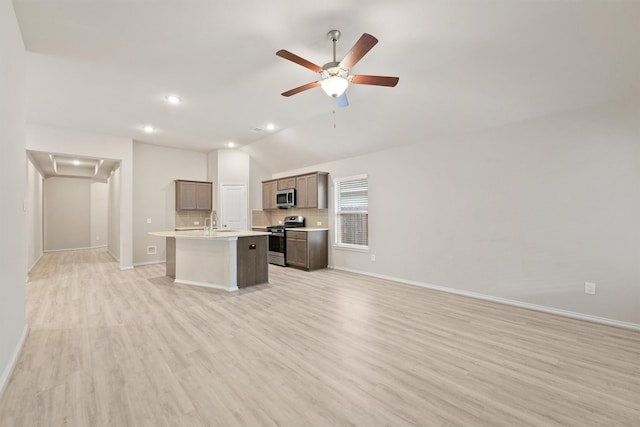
[28, 150, 120, 181]
[13, 0, 640, 173]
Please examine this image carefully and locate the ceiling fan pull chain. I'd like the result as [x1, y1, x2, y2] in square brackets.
[333, 110, 337, 128]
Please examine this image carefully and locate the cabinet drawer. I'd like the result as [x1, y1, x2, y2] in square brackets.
[286, 230, 307, 240]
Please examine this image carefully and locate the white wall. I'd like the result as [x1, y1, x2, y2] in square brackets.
[107, 166, 121, 260]
[43, 177, 108, 251]
[26, 124, 134, 269]
[91, 181, 108, 247]
[26, 157, 43, 270]
[0, 0, 27, 395]
[249, 156, 272, 212]
[207, 150, 218, 201]
[277, 98, 640, 326]
[44, 177, 89, 250]
[218, 149, 250, 184]
[133, 142, 208, 265]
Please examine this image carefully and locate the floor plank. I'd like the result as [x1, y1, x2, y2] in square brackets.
[1, 248, 639, 426]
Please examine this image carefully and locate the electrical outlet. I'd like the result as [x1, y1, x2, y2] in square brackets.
[146, 218, 151, 224]
[585, 282, 596, 295]
[96, 236, 100, 241]
[147, 245, 157, 255]
[194, 221, 199, 225]
[317, 221, 322, 226]
[278, 220, 283, 225]
[371, 254, 376, 261]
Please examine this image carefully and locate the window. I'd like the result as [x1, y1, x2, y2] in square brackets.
[334, 174, 368, 250]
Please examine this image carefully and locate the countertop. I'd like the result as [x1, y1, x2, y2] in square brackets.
[250, 226, 328, 231]
[150, 230, 270, 240]
[285, 227, 329, 231]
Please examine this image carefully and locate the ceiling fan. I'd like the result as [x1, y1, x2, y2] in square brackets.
[276, 30, 399, 107]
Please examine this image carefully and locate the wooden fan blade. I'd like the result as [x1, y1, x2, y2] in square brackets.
[339, 33, 378, 70]
[281, 81, 320, 97]
[276, 50, 323, 73]
[351, 75, 399, 87]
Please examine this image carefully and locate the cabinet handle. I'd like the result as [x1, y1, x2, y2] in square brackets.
[249, 244, 256, 250]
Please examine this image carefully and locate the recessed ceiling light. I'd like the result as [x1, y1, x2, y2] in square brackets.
[266, 123, 275, 131]
[227, 142, 235, 148]
[73, 159, 80, 166]
[165, 95, 181, 104]
[143, 125, 154, 133]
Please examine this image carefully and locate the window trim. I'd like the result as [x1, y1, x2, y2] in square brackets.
[333, 174, 369, 251]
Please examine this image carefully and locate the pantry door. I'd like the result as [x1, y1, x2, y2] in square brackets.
[220, 184, 247, 230]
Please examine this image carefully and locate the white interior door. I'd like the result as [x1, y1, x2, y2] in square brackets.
[220, 184, 247, 230]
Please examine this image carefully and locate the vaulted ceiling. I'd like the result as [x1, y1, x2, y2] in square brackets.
[13, 0, 640, 173]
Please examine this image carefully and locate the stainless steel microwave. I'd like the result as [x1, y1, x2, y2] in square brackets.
[276, 188, 296, 209]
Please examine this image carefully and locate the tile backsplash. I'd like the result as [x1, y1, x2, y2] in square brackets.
[175, 210, 215, 229]
[252, 209, 328, 228]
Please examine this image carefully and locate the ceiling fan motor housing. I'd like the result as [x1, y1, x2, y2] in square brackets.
[321, 62, 348, 79]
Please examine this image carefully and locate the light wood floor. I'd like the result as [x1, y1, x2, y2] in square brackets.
[1, 249, 639, 426]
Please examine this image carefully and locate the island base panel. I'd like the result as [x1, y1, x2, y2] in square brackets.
[236, 235, 268, 287]
[166, 237, 176, 279]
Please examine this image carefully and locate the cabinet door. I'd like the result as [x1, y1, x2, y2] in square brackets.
[286, 237, 307, 268]
[262, 181, 276, 210]
[306, 174, 318, 208]
[295, 176, 308, 208]
[278, 178, 296, 190]
[237, 235, 268, 287]
[317, 173, 328, 209]
[177, 181, 197, 210]
[195, 182, 212, 210]
[306, 230, 328, 270]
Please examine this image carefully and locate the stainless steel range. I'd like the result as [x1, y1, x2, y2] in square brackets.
[267, 216, 305, 266]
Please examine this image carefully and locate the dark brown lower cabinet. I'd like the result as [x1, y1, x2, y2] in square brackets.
[166, 237, 176, 279]
[236, 235, 268, 287]
[286, 230, 328, 271]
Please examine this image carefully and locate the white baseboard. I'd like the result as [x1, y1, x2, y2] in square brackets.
[44, 246, 101, 253]
[329, 266, 640, 331]
[174, 278, 238, 292]
[28, 252, 43, 272]
[133, 260, 166, 267]
[106, 249, 119, 262]
[119, 265, 134, 271]
[0, 325, 29, 399]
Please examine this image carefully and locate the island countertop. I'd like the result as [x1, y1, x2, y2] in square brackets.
[150, 229, 270, 240]
[149, 229, 270, 291]
[284, 227, 329, 231]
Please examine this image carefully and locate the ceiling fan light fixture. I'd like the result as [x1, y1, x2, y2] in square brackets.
[321, 76, 349, 98]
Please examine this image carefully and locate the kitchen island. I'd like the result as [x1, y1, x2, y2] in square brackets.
[149, 229, 270, 291]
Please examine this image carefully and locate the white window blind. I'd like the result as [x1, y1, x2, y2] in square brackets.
[335, 175, 368, 249]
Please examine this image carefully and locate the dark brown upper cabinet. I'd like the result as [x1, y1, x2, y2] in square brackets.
[176, 180, 212, 211]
